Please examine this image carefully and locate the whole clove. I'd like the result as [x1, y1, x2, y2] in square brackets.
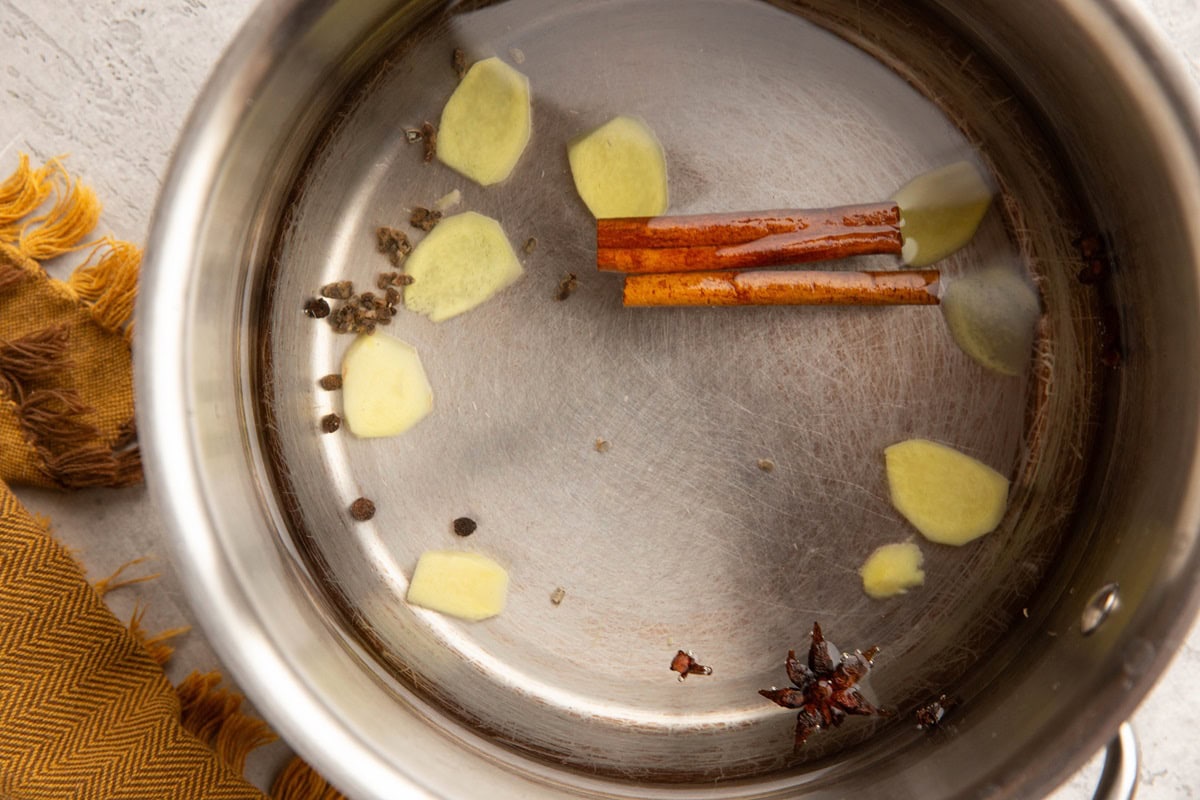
[555, 273, 578, 301]
[915, 694, 959, 731]
[670, 650, 713, 680]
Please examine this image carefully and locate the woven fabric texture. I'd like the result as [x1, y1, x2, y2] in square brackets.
[0, 155, 346, 800]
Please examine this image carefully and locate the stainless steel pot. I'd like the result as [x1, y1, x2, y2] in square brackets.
[138, 1, 1200, 797]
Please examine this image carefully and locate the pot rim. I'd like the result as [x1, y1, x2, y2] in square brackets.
[136, 1, 1200, 797]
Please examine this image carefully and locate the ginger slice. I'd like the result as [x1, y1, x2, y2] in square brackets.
[942, 265, 1040, 376]
[885, 439, 1009, 546]
[437, 57, 532, 186]
[860, 542, 925, 599]
[341, 332, 433, 438]
[407, 550, 509, 621]
[568, 115, 669, 219]
[893, 161, 992, 267]
[402, 211, 523, 322]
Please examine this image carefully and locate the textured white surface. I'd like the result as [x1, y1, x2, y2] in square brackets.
[0, 0, 1197, 797]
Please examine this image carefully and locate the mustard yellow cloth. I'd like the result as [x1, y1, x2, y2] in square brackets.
[0, 156, 345, 799]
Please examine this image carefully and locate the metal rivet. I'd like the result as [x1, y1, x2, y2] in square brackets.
[1081, 582, 1121, 636]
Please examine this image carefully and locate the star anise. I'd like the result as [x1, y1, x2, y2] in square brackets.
[758, 622, 889, 749]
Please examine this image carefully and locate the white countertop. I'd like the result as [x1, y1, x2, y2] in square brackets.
[1, 1, 1197, 797]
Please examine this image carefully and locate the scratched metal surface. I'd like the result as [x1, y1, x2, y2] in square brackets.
[263, 0, 1069, 778]
[2, 0, 1199, 794]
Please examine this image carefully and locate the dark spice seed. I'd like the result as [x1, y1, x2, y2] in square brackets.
[318, 374, 342, 391]
[376, 227, 413, 267]
[410, 206, 442, 232]
[396, 274, 415, 286]
[420, 121, 437, 163]
[555, 273, 578, 301]
[523, 237, 537, 254]
[321, 413, 341, 433]
[350, 497, 376, 521]
[452, 48, 468, 80]
[385, 287, 401, 305]
[452, 517, 477, 537]
[377, 272, 399, 290]
[320, 281, 354, 300]
[303, 297, 330, 319]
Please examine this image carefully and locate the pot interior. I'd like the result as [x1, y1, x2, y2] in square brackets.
[155, 0, 1200, 797]
[259, 0, 1098, 782]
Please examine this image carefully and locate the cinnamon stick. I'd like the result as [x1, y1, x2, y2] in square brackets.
[597, 202, 900, 249]
[597, 202, 902, 273]
[599, 227, 903, 273]
[622, 269, 940, 307]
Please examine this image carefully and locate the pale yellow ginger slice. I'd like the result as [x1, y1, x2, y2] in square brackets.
[942, 265, 1040, 376]
[860, 542, 926, 599]
[407, 550, 509, 621]
[403, 211, 523, 322]
[568, 115, 669, 219]
[437, 57, 532, 186]
[885, 439, 1010, 546]
[892, 161, 993, 267]
[341, 332, 433, 438]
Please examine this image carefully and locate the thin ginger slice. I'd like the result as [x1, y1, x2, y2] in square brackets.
[568, 115, 668, 219]
[437, 57, 532, 186]
[860, 542, 926, 599]
[341, 332, 433, 438]
[885, 438, 1009, 546]
[403, 211, 523, 322]
[407, 550, 509, 621]
[893, 161, 993, 267]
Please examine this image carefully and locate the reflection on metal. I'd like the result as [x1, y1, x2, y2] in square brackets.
[1081, 583, 1122, 636]
[1091, 723, 1139, 800]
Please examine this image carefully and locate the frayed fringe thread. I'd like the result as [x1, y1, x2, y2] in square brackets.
[177, 672, 281, 777]
[67, 238, 140, 335]
[0, 155, 139, 335]
[0, 154, 54, 233]
[128, 601, 190, 667]
[16, 168, 101, 261]
[94, 556, 159, 598]
[272, 757, 348, 800]
[0, 324, 70, 382]
[0, 326, 142, 489]
[109, 562, 344, 798]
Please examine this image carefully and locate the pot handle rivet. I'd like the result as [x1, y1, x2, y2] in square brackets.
[1090, 722, 1138, 800]
[1081, 582, 1121, 636]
